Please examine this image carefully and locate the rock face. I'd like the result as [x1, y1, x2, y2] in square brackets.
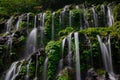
[0, 37, 8, 44]
[85, 68, 99, 80]
[0, 21, 6, 33]
[57, 67, 74, 80]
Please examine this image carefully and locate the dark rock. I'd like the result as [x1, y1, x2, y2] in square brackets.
[85, 68, 99, 80]
[0, 37, 8, 44]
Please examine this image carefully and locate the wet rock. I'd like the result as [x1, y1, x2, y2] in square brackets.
[85, 68, 99, 80]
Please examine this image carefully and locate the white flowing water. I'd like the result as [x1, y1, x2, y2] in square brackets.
[60, 5, 68, 28]
[26, 27, 37, 56]
[69, 11, 72, 27]
[58, 37, 66, 72]
[5, 60, 24, 80]
[25, 59, 32, 80]
[26, 15, 37, 56]
[51, 12, 55, 40]
[67, 32, 73, 67]
[91, 6, 98, 27]
[107, 6, 114, 27]
[11, 61, 23, 80]
[74, 32, 81, 80]
[62, 37, 67, 58]
[34, 54, 39, 80]
[97, 35, 115, 80]
[27, 13, 30, 34]
[100, 4, 107, 26]
[82, 5, 89, 29]
[6, 33, 15, 55]
[16, 15, 22, 30]
[75, 5, 79, 9]
[5, 61, 18, 80]
[6, 16, 13, 34]
[40, 13, 46, 46]
[43, 57, 48, 80]
[101, 4, 105, 15]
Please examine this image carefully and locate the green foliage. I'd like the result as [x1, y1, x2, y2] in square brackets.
[0, 7, 8, 18]
[96, 69, 105, 76]
[45, 41, 61, 80]
[57, 67, 74, 80]
[72, 9, 81, 28]
[113, 3, 120, 21]
[19, 64, 27, 76]
[44, 11, 52, 43]
[18, 36, 25, 42]
[59, 27, 74, 37]
[0, 0, 36, 14]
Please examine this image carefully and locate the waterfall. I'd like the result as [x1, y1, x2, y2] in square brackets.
[51, 12, 55, 40]
[82, 5, 89, 29]
[16, 16, 22, 30]
[75, 5, 79, 9]
[43, 57, 48, 80]
[34, 53, 39, 80]
[25, 59, 32, 80]
[6, 33, 15, 56]
[85, 34, 93, 66]
[60, 5, 68, 28]
[40, 13, 46, 46]
[97, 35, 115, 80]
[26, 27, 37, 56]
[101, 4, 107, 26]
[6, 16, 13, 34]
[26, 16, 37, 57]
[27, 13, 30, 34]
[107, 5, 114, 27]
[67, 32, 73, 67]
[5, 60, 24, 80]
[101, 5, 105, 15]
[69, 11, 72, 27]
[91, 5, 98, 27]
[74, 32, 81, 80]
[58, 37, 66, 72]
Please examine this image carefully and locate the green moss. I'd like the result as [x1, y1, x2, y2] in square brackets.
[113, 3, 120, 21]
[57, 67, 74, 80]
[45, 41, 61, 80]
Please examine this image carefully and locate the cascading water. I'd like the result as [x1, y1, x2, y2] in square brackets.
[75, 5, 79, 9]
[74, 32, 81, 80]
[16, 16, 22, 30]
[6, 16, 13, 34]
[82, 5, 89, 29]
[67, 32, 73, 67]
[27, 13, 30, 34]
[26, 16, 37, 57]
[39, 13, 46, 47]
[97, 35, 115, 80]
[60, 5, 68, 28]
[85, 34, 93, 66]
[5, 61, 18, 80]
[4, 60, 24, 80]
[101, 4, 106, 15]
[58, 37, 66, 72]
[25, 59, 32, 80]
[6, 33, 15, 56]
[43, 57, 48, 80]
[51, 12, 55, 40]
[69, 11, 72, 27]
[107, 5, 114, 27]
[34, 53, 40, 80]
[91, 5, 98, 27]
[100, 4, 107, 26]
